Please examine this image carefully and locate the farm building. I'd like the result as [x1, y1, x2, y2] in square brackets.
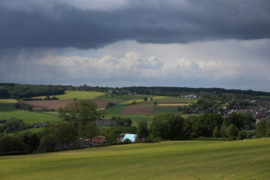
[92, 136, 108, 146]
[33, 122, 43, 128]
[70, 138, 91, 149]
[122, 134, 137, 142]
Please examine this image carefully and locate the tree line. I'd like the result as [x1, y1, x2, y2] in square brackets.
[1, 83, 269, 100]
[0, 83, 65, 99]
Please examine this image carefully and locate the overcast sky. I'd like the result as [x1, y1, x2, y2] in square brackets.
[0, 0, 269, 91]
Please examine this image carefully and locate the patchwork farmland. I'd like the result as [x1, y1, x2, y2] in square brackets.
[0, 91, 198, 128]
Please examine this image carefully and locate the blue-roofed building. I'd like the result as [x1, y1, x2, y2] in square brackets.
[122, 134, 137, 142]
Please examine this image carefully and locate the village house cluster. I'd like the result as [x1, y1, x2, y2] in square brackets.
[36, 134, 144, 153]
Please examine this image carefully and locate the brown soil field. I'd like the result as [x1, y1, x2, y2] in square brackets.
[19, 99, 123, 111]
[137, 101, 187, 104]
[129, 101, 188, 108]
[121, 107, 154, 114]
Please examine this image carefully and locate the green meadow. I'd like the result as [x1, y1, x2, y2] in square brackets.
[1, 138, 269, 180]
[186, 99, 199, 104]
[0, 99, 61, 124]
[152, 108, 179, 114]
[104, 114, 152, 127]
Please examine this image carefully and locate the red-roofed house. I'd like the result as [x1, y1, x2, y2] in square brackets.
[92, 136, 108, 146]
[255, 114, 265, 119]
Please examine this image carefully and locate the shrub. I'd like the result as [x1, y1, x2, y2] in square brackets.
[220, 126, 227, 138]
[225, 124, 238, 137]
[237, 131, 246, 140]
[0, 119, 6, 124]
[27, 106, 33, 111]
[228, 135, 236, 140]
[152, 137, 162, 142]
[191, 133, 197, 138]
[247, 132, 255, 139]
[213, 126, 219, 138]
[123, 138, 132, 144]
[0, 136, 27, 153]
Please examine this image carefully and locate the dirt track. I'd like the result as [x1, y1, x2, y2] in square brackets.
[19, 99, 123, 111]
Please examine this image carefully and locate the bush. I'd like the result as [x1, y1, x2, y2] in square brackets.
[237, 131, 246, 140]
[0, 119, 6, 124]
[0, 150, 29, 156]
[194, 137, 229, 141]
[123, 138, 132, 144]
[191, 133, 197, 138]
[105, 102, 116, 109]
[247, 132, 255, 139]
[213, 126, 219, 138]
[27, 106, 33, 111]
[228, 135, 236, 140]
[152, 137, 162, 142]
[0, 136, 27, 153]
[225, 124, 238, 137]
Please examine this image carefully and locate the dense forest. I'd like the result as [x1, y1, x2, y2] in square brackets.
[122, 86, 270, 96]
[68, 84, 270, 96]
[1, 83, 269, 99]
[0, 83, 65, 99]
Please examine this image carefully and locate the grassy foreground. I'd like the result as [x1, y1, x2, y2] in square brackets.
[1, 138, 269, 180]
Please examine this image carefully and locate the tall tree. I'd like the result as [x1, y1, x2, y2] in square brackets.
[150, 113, 184, 140]
[54, 121, 77, 149]
[137, 119, 148, 141]
[223, 113, 244, 130]
[192, 113, 223, 137]
[213, 126, 219, 138]
[80, 121, 99, 139]
[256, 119, 268, 138]
[225, 124, 238, 137]
[20, 131, 40, 153]
[58, 100, 105, 131]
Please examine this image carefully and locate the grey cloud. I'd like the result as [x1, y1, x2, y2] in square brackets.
[0, 50, 269, 91]
[0, 0, 269, 49]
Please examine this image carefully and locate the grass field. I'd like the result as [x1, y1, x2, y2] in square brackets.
[151, 108, 179, 114]
[101, 107, 125, 115]
[105, 114, 152, 127]
[1, 138, 269, 180]
[186, 99, 199, 104]
[0, 99, 61, 124]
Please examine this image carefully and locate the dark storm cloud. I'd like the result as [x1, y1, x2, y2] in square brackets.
[0, 0, 270, 49]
